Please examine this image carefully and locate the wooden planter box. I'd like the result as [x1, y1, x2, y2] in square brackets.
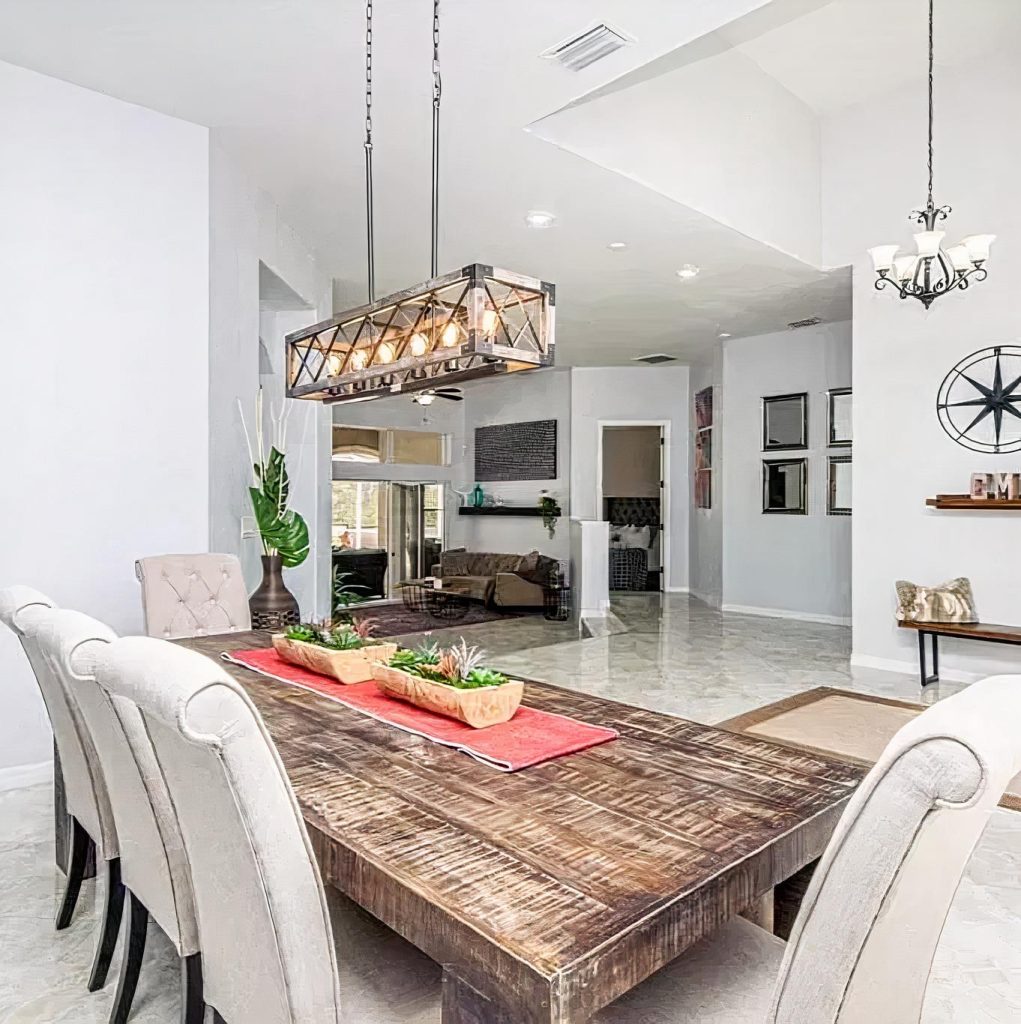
[371, 664, 523, 729]
[272, 635, 398, 685]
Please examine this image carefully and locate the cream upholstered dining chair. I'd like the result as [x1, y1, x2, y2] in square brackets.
[93, 636, 441, 1024]
[594, 674, 1021, 1023]
[135, 553, 250, 640]
[32, 608, 204, 1024]
[0, 587, 123, 992]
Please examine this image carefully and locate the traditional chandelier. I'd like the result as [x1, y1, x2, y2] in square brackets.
[867, 0, 994, 309]
[286, 0, 555, 405]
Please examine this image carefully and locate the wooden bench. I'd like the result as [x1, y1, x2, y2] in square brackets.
[898, 619, 1021, 686]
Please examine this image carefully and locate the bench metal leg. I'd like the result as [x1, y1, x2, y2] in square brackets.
[918, 631, 939, 687]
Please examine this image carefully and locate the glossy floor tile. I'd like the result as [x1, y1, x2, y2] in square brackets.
[1, 595, 1017, 1022]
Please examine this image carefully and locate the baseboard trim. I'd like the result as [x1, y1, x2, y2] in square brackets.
[849, 653, 981, 685]
[0, 759, 53, 793]
[721, 603, 851, 627]
[688, 589, 720, 608]
[664, 586, 689, 594]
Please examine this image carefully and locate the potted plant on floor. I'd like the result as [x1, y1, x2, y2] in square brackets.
[273, 619, 398, 685]
[240, 389, 309, 629]
[372, 639, 523, 728]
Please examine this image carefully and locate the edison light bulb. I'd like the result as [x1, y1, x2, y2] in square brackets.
[481, 309, 498, 336]
[410, 332, 429, 356]
[350, 349, 368, 371]
[376, 342, 395, 364]
[441, 322, 460, 348]
[326, 354, 343, 377]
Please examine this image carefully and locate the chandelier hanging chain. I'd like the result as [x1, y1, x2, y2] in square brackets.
[364, 0, 376, 302]
[430, 0, 442, 278]
[926, 0, 934, 208]
[866, 0, 993, 308]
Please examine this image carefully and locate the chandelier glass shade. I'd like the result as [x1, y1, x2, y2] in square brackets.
[285, 264, 555, 404]
[866, 0, 994, 309]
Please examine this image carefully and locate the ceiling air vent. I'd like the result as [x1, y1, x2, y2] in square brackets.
[634, 353, 676, 365]
[541, 24, 632, 72]
[787, 316, 823, 330]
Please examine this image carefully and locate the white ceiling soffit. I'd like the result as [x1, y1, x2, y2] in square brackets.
[0, 0, 856, 366]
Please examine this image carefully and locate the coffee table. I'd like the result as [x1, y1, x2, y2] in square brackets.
[397, 578, 472, 621]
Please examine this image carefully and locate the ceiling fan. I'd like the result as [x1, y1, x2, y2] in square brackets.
[412, 387, 463, 406]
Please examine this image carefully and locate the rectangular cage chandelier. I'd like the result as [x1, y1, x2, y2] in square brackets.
[285, 263, 555, 404]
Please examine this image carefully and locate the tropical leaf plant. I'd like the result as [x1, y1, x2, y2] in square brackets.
[240, 389, 310, 569]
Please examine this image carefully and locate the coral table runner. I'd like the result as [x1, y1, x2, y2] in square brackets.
[223, 648, 617, 772]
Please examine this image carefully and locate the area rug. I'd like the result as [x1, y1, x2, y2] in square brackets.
[718, 687, 1021, 812]
[224, 648, 617, 772]
[350, 603, 523, 638]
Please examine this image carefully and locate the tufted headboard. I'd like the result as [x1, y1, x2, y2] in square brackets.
[605, 497, 661, 530]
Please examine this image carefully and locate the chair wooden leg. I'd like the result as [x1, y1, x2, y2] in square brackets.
[88, 858, 125, 991]
[55, 817, 92, 930]
[180, 953, 204, 1024]
[109, 892, 148, 1024]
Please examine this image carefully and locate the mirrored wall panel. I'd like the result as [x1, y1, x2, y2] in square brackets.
[762, 393, 808, 451]
[828, 455, 851, 515]
[828, 388, 852, 447]
[762, 458, 807, 515]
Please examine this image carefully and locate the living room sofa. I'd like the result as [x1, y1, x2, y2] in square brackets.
[430, 549, 558, 609]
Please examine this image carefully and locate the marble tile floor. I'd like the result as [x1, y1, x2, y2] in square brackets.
[2, 594, 1019, 1022]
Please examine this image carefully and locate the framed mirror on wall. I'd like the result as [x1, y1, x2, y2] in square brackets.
[828, 455, 851, 515]
[762, 393, 808, 451]
[763, 458, 807, 514]
[827, 388, 852, 447]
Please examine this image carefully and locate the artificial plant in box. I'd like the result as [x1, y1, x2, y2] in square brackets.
[372, 639, 523, 728]
[272, 618, 397, 685]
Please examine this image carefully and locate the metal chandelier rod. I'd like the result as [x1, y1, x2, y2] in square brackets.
[362, 0, 443, 302]
[926, 0, 934, 209]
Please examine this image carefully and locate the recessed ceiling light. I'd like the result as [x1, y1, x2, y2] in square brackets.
[718, 331, 732, 339]
[607, 241, 628, 251]
[525, 210, 556, 229]
[676, 264, 700, 279]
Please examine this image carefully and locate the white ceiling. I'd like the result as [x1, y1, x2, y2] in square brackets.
[0, 0, 1013, 365]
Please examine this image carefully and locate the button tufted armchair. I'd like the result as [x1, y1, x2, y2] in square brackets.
[135, 554, 251, 640]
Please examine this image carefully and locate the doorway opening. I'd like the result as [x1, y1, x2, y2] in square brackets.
[597, 423, 667, 593]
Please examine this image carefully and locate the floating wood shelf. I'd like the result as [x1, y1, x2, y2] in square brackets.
[457, 506, 560, 518]
[926, 494, 1021, 510]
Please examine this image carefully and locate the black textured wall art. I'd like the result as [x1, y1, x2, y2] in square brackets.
[474, 419, 557, 481]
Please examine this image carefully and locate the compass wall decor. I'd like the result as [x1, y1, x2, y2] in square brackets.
[936, 346, 1021, 453]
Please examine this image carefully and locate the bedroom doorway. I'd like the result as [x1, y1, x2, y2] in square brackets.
[597, 423, 668, 593]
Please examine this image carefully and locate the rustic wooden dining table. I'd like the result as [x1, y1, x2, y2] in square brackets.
[176, 630, 863, 1023]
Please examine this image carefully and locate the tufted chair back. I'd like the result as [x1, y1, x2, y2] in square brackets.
[0, 587, 117, 860]
[135, 553, 251, 640]
[770, 674, 1021, 1023]
[95, 637, 341, 1024]
[32, 609, 198, 956]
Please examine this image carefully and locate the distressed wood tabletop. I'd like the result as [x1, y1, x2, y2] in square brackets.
[179, 631, 864, 1023]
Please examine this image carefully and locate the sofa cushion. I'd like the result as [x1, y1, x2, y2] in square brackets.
[441, 551, 525, 577]
[439, 576, 494, 604]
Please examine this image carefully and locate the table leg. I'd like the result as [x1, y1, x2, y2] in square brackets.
[441, 970, 517, 1024]
[774, 860, 818, 940]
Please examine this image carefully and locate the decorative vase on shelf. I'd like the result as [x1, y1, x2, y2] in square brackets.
[249, 554, 300, 630]
[472, 484, 484, 508]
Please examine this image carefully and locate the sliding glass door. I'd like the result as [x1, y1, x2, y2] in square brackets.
[332, 480, 444, 600]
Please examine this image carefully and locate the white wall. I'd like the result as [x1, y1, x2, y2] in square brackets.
[571, 366, 690, 590]
[461, 369, 573, 565]
[534, 47, 821, 266]
[823, 49, 1021, 678]
[209, 142, 332, 619]
[0, 62, 210, 776]
[689, 357, 724, 607]
[721, 322, 851, 623]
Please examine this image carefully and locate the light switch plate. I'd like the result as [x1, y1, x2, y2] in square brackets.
[240, 515, 258, 541]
